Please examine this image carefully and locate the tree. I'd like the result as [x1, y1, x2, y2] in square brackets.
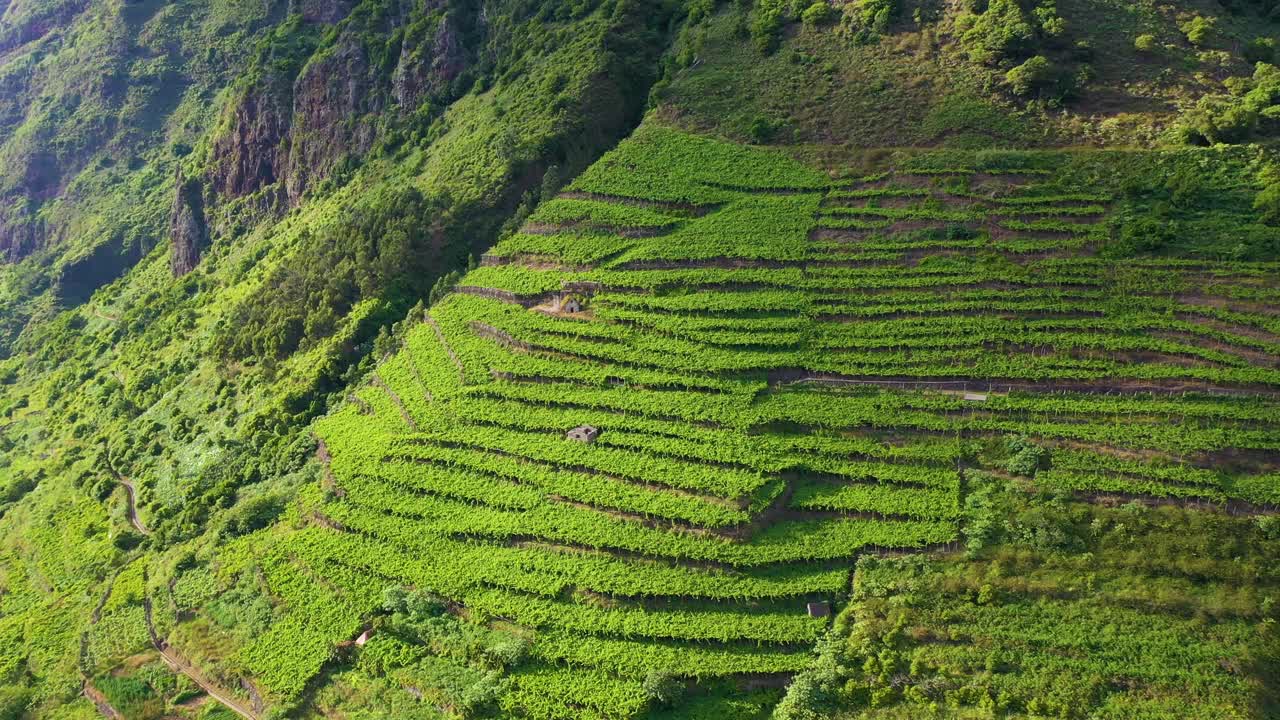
[1254, 165, 1280, 225]
[1180, 15, 1215, 47]
[749, 114, 782, 143]
[774, 675, 828, 720]
[851, 0, 898, 34]
[1134, 34, 1157, 52]
[752, 2, 787, 54]
[1246, 37, 1276, 65]
[1179, 63, 1280, 144]
[1183, 95, 1259, 144]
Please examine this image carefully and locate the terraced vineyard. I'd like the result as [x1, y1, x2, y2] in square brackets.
[244, 126, 1280, 717]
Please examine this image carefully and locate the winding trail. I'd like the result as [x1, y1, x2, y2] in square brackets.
[143, 599, 259, 720]
[118, 479, 150, 536]
[100, 444, 151, 536]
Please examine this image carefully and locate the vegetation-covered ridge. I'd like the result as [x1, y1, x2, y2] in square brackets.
[0, 0, 1279, 714]
[0, 0, 685, 715]
[794, 483, 1280, 719]
[189, 125, 1280, 717]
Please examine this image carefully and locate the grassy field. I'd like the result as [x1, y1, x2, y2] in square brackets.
[814, 494, 1280, 719]
[656, 0, 1280, 148]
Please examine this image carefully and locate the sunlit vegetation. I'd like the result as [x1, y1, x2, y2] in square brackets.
[0, 0, 1279, 716]
[214, 125, 1280, 717]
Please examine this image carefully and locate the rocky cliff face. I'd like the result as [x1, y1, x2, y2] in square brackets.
[285, 35, 384, 204]
[0, 0, 91, 54]
[297, 0, 355, 24]
[172, 2, 478, 269]
[168, 175, 208, 276]
[392, 11, 466, 110]
[200, 1, 474, 216]
[210, 75, 294, 201]
[0, 207, 44, 261]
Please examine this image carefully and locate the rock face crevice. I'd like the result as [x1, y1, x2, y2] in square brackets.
[392, 10, 466, 111]
[284, 36, 385, 204]
[169, 174, 209, 277]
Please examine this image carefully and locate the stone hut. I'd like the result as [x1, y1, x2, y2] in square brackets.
[566, 425, 599, 444]
[554, 293, 583, 313]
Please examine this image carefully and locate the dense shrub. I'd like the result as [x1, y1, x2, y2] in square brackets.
[213, 186, 446, 362]
[383, 586, 448, 619]
[1005, 55, 1054, 95]
[1104, 214, 1177, 257]
[1186, 95, 1260, 144]
[641, 671, 685, 707]
[749, 114, 784, 143]
[0, 687, 28, 720]
[961, 0, 1036, 64]
[962, 471, 1008, 555]
[1005, 436, 1049, 477]
[222, 494, 286, 538]
[1257, 515, 1280, 540]
[850, 0, 898, 34]
[801, 0, 833, 27]
[1246, 37, 1276, 65]
[1181, 63, 1280, 144]
[1134, 33, 1157, 52]
[1254, 165, 1280, 224]
[1033, 0, 1066, 37]
[773, 674, 829, 720]
[1179, 15, 1216, 47]
[752, 0, 788, 54]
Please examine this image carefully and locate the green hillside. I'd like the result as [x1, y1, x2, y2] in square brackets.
[0, 0, 1277, 718]
[205, 126, 1279, 717]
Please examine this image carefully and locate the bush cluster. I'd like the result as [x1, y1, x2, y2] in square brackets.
[957, 0, 1083, 103]
[1004, 435, 1050, 477]
[1181, 62, 1280, 144]
[751, 0, 901, 53]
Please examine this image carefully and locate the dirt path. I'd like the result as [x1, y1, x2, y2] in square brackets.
[118, 479, 151, 536]
[143, 599, 259, 720]
[101, 445, 152, 536]
[772, 372, 1280, 400]
[372, 374, 417, 430]
[83, 680, 123, 720]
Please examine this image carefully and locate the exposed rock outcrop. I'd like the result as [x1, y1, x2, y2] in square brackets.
[0, 208, 44, 261]
[209, 75, 293, 200]
[168, 174, 208, 276]
[392, 11, 467, 110]
[297, 0, 355, 24]
[0, 0, 91, 55]
[285, 36, 384, 204]
[197, 1, 482, 215]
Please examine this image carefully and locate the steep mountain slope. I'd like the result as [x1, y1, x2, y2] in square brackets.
[0, 0, 292, 346]
[0, 0, 1276, 718]
[0, 0, 681, 714]
[258, 125, 1279, 718]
